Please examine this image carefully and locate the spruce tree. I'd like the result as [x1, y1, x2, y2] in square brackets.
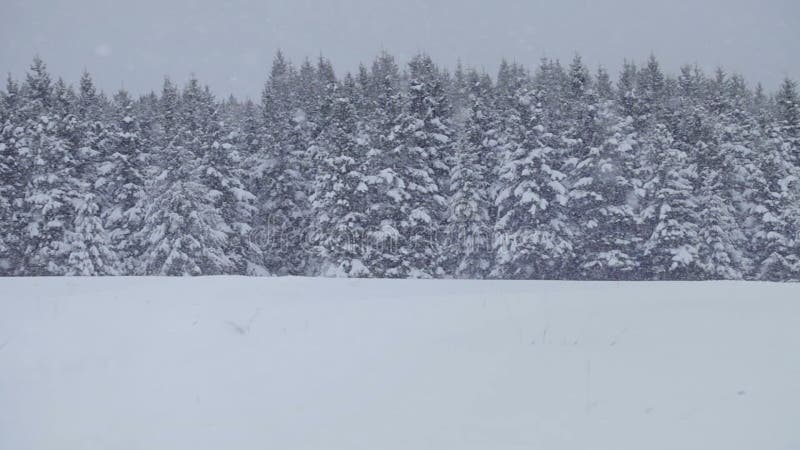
[0, 76, 23, 274]
[255, 52, 308, 275]
[137, 77, 234, 275]
[775, 78, 800, 165]
[377, 54, 451, 278]
[309, 80, 372, 276]
[493, 70, 572, 279]
[17, 58, 78, 275]
[447, 70, 498, 278]
[694, 71, 751, 279]
[136, 146, 233, 275]
[573, 110, 641, 279]
[360, 52, 405, 277]
[749, 115, 800, 280]
[201, 116, 258, 275]
[63, 71, 118, 275]
[641, 125, 703, 279]
[101, 89, 147, 272]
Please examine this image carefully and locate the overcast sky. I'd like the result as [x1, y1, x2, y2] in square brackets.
[1, 0, 798, 99]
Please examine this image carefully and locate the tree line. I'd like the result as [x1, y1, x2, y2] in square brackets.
[1, 52, 799, 279]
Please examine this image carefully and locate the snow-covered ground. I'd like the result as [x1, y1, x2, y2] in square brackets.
[1, 277, 799, 450]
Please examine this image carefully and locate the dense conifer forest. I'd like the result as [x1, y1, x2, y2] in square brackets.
[1, 53, 799, 279]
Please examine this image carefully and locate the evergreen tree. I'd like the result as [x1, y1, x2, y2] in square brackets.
[617, 60, 638, 120]
[696, 163, 747, 280]
[641, 125, 703, 279]
[25, 56, 53, 112]
[573, 109, 641, 279]
[361, 52, 405, 277]
[101, 89, 147, 273]
[159, 77, 180, 140]
[310, 83, 372, 276]
[564, 57, 639, 279]
[62, 190, 119, 275]
[595, 66, 613, 101]
[60, 72, 118, 275]
[202, 119, 258, 275]
[136, 146, 233, 275]
[634, 55, 667, 130]
[136, 77, 235, 275]
[748, 117, 800, 280]
[493, 73, 572, 279]
[255, 51, 308, 275]
[0, 76, 23, 274]
[563, 55, 602, 277]
[693, 71, 751, 279]
[775, 78, 800, 165]
[448, 70, 496, 278]
[16, 58, 78, 275]
[377, 54, 451, 278]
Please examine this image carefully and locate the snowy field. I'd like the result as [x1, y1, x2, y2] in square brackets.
[1, 277, 799, 450]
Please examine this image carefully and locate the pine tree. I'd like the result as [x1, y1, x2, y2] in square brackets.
[255, 52, 308, 275]
[696, 164, 747, 280]
[693, 71, 750, 279]
[24, 56, 53, 112]
[360, 52, 405, 277]
[78, 70, 102, 121]
[448, 70, 496, 278]
[376, 54, 451, 278]
[617, 60, 638, 120]
[159, 77, 180, 140]
[595, 66, 613, 101]
[775, 78, 800, 165]
[309, 80, 372, 277]
[572, 109, 641, 279]
[295, 58, 318, 130]
[136, 77, 235, 275]
[61, 71, 118, 275]
[136, 146, 233, 275]
[100, 89, 147, 272]
[16, 58, 78, 275]
[0, 76, 23, 274]
[493, 71, 572, 279]
[201, 116, 258, 275]
[534, 58, 568, 132]
[62, 190, 119, 275]
[748, 109, 800, 280]
[634, 55, 667, 130]
[641, 125, 703, 279]
[563, 55, 602, 278]
[314, 57, 338, 133]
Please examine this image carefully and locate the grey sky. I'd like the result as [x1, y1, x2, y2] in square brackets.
[1, 0, 798, 99]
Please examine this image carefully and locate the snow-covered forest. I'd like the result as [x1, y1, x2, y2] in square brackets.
[1, 53, 799, 280]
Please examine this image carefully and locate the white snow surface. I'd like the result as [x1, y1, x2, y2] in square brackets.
[1, 277, 799, 450]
